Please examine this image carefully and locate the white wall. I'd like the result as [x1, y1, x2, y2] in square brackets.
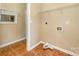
[41, 3, 76, 12]
[29, 3, 79, 55]
[41, 3, 79, 54]
[30, 3, 41, 48]
[0, 3, 26, 45]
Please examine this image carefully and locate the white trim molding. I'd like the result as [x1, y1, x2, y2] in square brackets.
[40, 41, 78, 56]
[0, 37, 25, 48]
[28, 40, 78, 56]
[26, 3, 31, 51]
[0, 9, 17, 24]
[28, 41, 43, 51]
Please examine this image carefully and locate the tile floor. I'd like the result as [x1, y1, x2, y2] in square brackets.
[0, 40, 71, 56]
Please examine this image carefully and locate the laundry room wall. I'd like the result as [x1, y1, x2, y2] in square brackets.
[0, 3, 26, 46]
[30, 3, 41, 48]
[40, 3, 79, 54]
[41, 3, 75, 12]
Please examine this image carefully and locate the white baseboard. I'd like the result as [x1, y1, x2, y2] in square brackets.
[40, 41, 78, 56]
[0, 37, 26, 48]
[2, 37, 78, 56]
[28, 41, 43, 51]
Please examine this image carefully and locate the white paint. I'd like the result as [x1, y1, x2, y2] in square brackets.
[25, 4, 78, 55]
[26, 3, 31, 51]
[0, 9, 17, 24]
[43, 43, 49, 49]
[40, 41, 78, 56]
[65, 21, 69, 25]
[27, 40, 78, 55]
[0, 37, 25, 48]
[29, 41, 43, 51]
[48, 43, 78, 56]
